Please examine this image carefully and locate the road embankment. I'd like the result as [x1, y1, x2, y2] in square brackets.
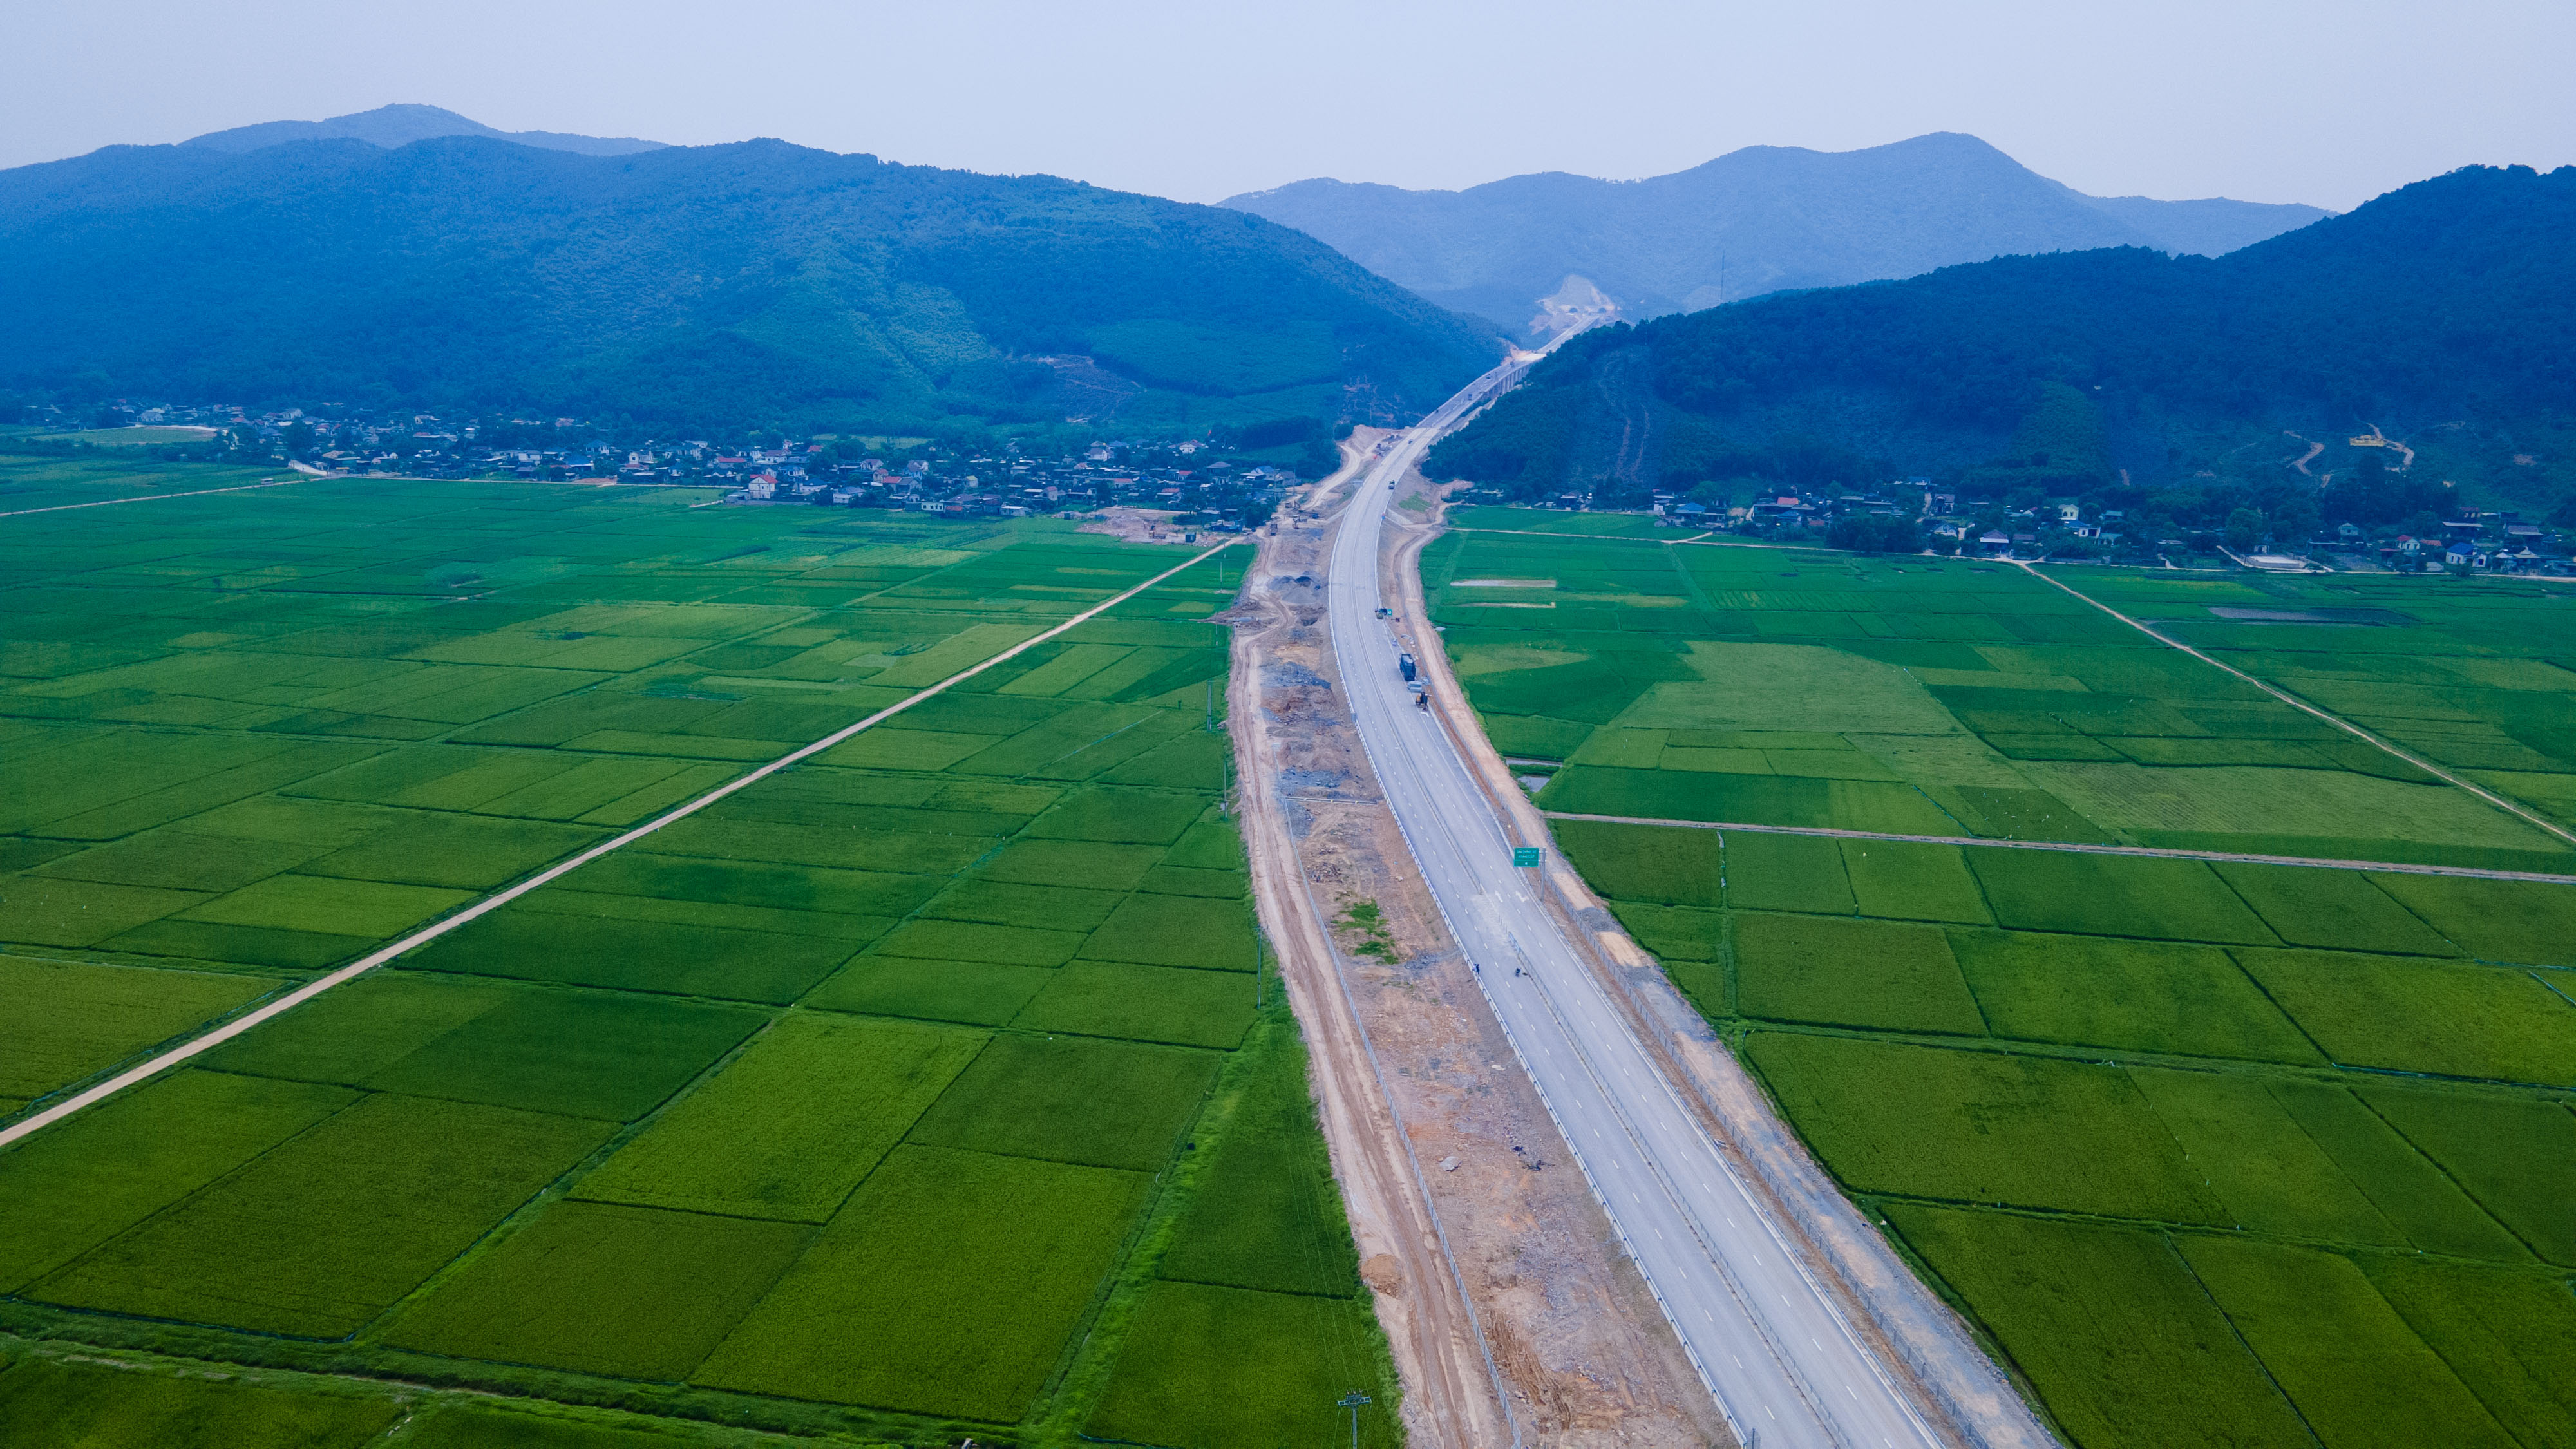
[1218, 436, 1723, 1449]
[1383, 486, 2056, 1449]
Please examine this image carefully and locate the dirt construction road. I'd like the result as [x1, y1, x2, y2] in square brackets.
[1225, 439, 1727, 1449]
[1229, 394, 2062, 1448]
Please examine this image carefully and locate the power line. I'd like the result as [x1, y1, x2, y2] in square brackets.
[1338, 1392, 1372, 1449]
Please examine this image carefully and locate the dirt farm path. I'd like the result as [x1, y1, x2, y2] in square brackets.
[1537, 812, 2576, 884]
[2011, 558, 2576, 849]
[0, 539, 1247, 1153]
[0, 476, 310, 517]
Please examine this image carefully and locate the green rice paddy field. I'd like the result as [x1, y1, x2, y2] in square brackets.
[0, 459, 1396, 1448]
[1430, 520, 2576, 1449]
[0, 451, 287, 513]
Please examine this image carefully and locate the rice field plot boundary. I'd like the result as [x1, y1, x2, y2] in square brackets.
[1540, 811, 2576, 885]
[1429, 527, 2576, 1448]
[1427, 526, 2575, 873]
[0, 537, 1245, 1151]
[1547, 793, 2576, 1449]
[2015, 560, 2576, 850]
[0, 476, 307, 518]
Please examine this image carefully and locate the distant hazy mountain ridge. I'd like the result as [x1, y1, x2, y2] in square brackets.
[1425, 164, 2575, 513]
[0, 127, 1500, 433]
[185, 103, 668, 157]
[1225, 134, 2329, 333]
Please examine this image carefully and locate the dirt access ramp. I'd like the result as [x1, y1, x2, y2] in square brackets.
[1381, 475, 2058, 1449]
[1219, 432, 1726, 1449]
[1077, 506, 1197, 544]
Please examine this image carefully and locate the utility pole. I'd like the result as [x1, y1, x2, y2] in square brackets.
[1205, 677, 1215, 732]
[1337, 1392, 1371, 1449]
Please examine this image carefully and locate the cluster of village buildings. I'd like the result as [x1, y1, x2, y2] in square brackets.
[31, 401, 2570, 574]
[49, 402, 1300, 530]
[1618, 484, 2571, 574]
[720, 441, 1298, 529]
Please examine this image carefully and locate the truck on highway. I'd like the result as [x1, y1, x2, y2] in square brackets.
[1398, 652, 1417, 682]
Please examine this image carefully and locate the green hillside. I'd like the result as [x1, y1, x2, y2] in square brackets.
[1430, 164, 2576, 526]
[0, 137, 1502, 435]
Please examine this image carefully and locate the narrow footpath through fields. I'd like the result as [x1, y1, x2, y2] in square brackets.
[0, 476, 310, 516]
[1538, 812, 2576, 884]
[0, 536, 1246, 1152]
[2014, 559, 2576, 849]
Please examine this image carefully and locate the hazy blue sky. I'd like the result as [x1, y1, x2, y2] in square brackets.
[9, 0, 2571, 210]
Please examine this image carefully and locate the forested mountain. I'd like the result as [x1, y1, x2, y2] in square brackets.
[184, 103, 667, 158]
[0, 135, 1502, 435]
[1226, 133, 2327, 335]
[1427, 165, 2576, 524]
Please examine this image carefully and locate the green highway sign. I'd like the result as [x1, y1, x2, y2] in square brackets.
[1512, 847, 1543, 867]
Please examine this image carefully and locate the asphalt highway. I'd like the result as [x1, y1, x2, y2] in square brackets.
[1324, 361, 1942, 1449]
